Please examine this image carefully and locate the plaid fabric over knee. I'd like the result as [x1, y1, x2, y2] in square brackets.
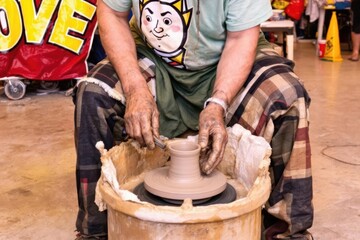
[227, 50, 313, 239]
[74, 55, 156, 236]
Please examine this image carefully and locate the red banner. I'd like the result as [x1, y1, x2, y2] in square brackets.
[0, 0, 97, 80]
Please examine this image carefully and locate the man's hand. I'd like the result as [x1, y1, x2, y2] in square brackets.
[198, 103, 228, 175]
[97, 0, 160, 149]
[124, 87, 159, 149]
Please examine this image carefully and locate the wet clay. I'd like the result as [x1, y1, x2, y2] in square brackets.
[144, 140, 227, 200]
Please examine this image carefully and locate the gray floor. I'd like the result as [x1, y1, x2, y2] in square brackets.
[0, 42, 359, 239]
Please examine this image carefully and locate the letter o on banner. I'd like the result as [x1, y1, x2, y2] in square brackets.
[0, 0, 22, 52]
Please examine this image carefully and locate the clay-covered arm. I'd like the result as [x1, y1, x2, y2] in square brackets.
[199, 26, 260, 174]
[97, 0, 159, 148]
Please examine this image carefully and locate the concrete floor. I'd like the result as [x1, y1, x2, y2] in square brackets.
[0, 42, 359, 240]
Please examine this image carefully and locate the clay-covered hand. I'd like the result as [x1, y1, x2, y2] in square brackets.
[124, 87, 159, 149]
[198, 103, 228, 175]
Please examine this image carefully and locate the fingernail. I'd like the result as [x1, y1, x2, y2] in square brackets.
[199, 142, 206, 148]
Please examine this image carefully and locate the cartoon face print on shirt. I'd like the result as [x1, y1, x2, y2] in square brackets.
[140, 0, 192, 68]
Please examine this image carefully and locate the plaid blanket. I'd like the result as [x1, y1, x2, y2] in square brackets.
[74, 48, 313, 239]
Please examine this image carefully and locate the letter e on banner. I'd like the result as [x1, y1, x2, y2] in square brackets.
[49, 0, 96, 54]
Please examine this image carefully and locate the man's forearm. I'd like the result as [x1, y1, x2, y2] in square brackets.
[212, 26, 260, 106]
[97, 0, 148, 96]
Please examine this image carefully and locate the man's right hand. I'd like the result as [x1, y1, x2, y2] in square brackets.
[124, 87, 160, 149]
[97, 0, 160, 149]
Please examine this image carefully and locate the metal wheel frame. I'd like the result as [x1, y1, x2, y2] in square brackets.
[4, 79, 26, 100]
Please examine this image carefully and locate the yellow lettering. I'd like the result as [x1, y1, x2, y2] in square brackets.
[20, 0, 60, 44]
[0, 0, 22, 52]
[49, 0, 96, 54]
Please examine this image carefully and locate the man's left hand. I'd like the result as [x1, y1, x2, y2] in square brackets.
[198, 103, 228, 175]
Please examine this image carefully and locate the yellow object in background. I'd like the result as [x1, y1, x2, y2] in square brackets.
[322, 12, 343, 62]
[272, 0, 290, 10]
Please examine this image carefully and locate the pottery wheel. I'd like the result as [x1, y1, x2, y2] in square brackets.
[144, 166, 227, 200]
[134, 182, 237, 206]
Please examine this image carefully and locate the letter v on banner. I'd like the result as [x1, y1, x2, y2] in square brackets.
[322, 11, 343, 62]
